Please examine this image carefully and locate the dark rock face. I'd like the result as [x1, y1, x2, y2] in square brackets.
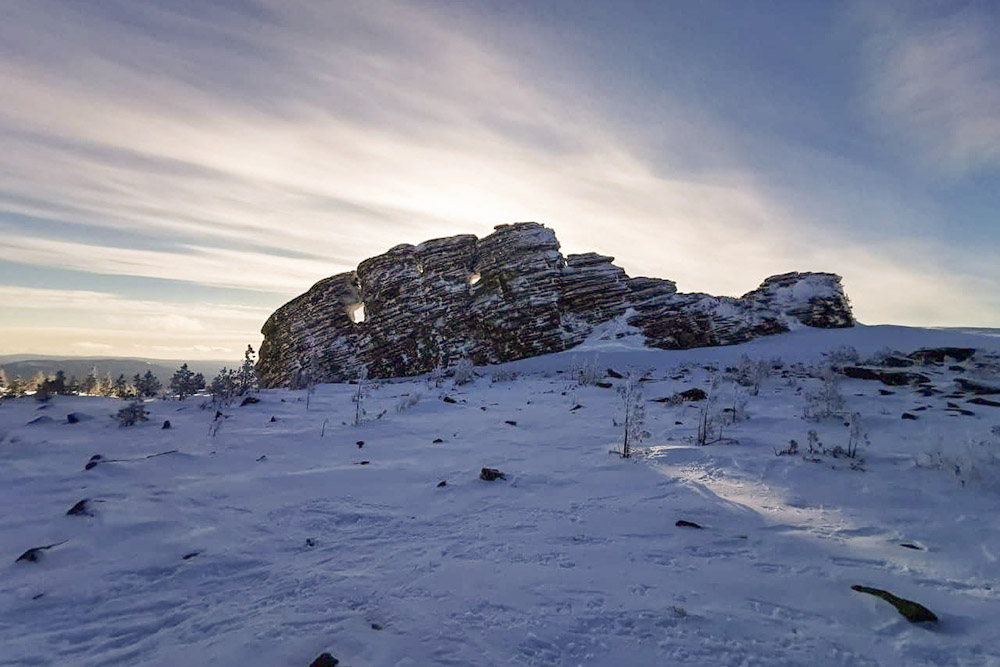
[259, 223, 855, 386]
[841, 367, 930, 386]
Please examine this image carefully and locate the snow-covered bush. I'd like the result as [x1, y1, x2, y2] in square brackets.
[694, 376, 728, 446]
[490, 369, 518, 384]
[724, 385, 750, 425]
[353, 366, 369, 426]
[116, 399, 149, 427]
[823, 345, 860, 367]
[395, 392, 421, 413]
[802, 368, 846, 421]
[451, 358, 475, 386]
[575, 356, 602, 387]
[916, 433, 1000, 488]
[732, 355, 771, 396]
[616, 374, 649, 458]
[846, 412, 868, 460]
[427, 364, 445, 388]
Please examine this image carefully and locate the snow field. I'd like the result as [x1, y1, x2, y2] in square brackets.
[1, 324, 999, 666]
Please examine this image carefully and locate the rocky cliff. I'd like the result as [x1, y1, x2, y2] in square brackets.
[258, 223, 853, 386]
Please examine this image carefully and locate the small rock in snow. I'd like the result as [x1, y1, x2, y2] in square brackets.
[437, 480, 447, 487]
[161, 420, 171, 429]
[442, 396, 457, 404]
[480, 468, 506, 481]
[66, 499, 92, 516]
[901, 412, 919, 420]
[675, 520, 703, 529]
[182, 552, 200, 560]
[309, 652, 339, 667]
[851, 585, 937, 624]
[505, 420, 518, 426]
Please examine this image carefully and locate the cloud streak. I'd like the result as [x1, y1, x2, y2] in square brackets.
[859, 2, 1000, 173]
[0, 0, 997, 360]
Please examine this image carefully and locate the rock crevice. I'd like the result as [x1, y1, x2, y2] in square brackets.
[258, 223, 854, 386]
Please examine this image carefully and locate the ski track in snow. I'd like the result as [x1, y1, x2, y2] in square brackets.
[1, 325, 999, 666]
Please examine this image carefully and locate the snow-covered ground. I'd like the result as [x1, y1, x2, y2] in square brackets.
[2, 324, 1000, 666]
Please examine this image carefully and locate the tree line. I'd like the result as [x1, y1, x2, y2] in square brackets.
[0, 345, 259, 403]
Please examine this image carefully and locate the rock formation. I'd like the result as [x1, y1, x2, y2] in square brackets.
[258, 222, 854, 386]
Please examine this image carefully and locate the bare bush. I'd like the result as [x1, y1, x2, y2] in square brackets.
[823, 345, 860, 367]
[617, 374, 649, 458]
[395, 392, 422, 413]
[451, 358, 475, 386]
[575, 356, 602, 387]
[802, 367, 846, 421]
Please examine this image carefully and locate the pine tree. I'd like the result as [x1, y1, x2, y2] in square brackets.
[29, 371, 47, 393]
[0, 368, 7, 396]
[49, 370, 67, 395]
[81, 367, 99, 395]
[235, 345, 259, 396]
[209, 367, 236, 406]
[7, 375, 26, 398]
[133, 370, 162, 398]
[112, 374, 131, 399]
[99, 373, 115, 397]
[169, 364, 195, 400]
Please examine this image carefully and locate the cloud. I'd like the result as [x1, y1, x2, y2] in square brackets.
[0, 286, 272, 358]
[858, 2, 1000, 173]
[0, 0, 996, 338]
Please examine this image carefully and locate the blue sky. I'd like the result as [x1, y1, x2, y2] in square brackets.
[1, 0, 998, 360]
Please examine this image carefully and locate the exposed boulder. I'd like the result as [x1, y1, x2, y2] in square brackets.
[258, 223, 855, 386]
[955, 378, 1000, 395]
[909, 347, 976, 364]
[841, 367, 930, 386]
[851, 585, 938, 624]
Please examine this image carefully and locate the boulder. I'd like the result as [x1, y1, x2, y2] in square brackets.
[480, 467, 506, 481]
[851, 585, 937, 624]
[955, 379, 1000, 395]
[258, 224, 855, 386]
[841, 367, 930, 386]
[909, 348, 975, 364]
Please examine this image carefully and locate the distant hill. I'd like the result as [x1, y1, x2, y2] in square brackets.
[0, 356, 232, 383]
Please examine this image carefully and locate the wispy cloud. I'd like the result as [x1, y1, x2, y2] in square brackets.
[858, 2, 1000, 173]
[0, 0, 996, 346]
[0, 286, 270, 358]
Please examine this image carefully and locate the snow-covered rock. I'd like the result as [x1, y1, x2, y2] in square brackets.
[258, 223, 855, 386]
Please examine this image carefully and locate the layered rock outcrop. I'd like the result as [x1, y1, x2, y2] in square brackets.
[258, 223, 854, 386]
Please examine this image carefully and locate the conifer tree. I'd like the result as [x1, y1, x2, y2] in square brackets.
[235, 345, 259, 396]
[81, 367, 99, 395]
[112, 374, 131, 399]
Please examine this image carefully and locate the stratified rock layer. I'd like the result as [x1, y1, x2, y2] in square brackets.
[258, 223, 854, 386]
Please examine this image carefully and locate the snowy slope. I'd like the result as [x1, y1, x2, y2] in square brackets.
[2, 325, 1000, 666]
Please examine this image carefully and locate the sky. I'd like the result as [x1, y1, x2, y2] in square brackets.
[1, 0, 998, 361]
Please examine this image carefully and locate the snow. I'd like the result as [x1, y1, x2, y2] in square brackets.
[2, 325, 1000, 666]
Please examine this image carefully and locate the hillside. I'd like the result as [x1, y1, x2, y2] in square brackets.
[2, 324, 999, 666]
[0, 357, 232, 385]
